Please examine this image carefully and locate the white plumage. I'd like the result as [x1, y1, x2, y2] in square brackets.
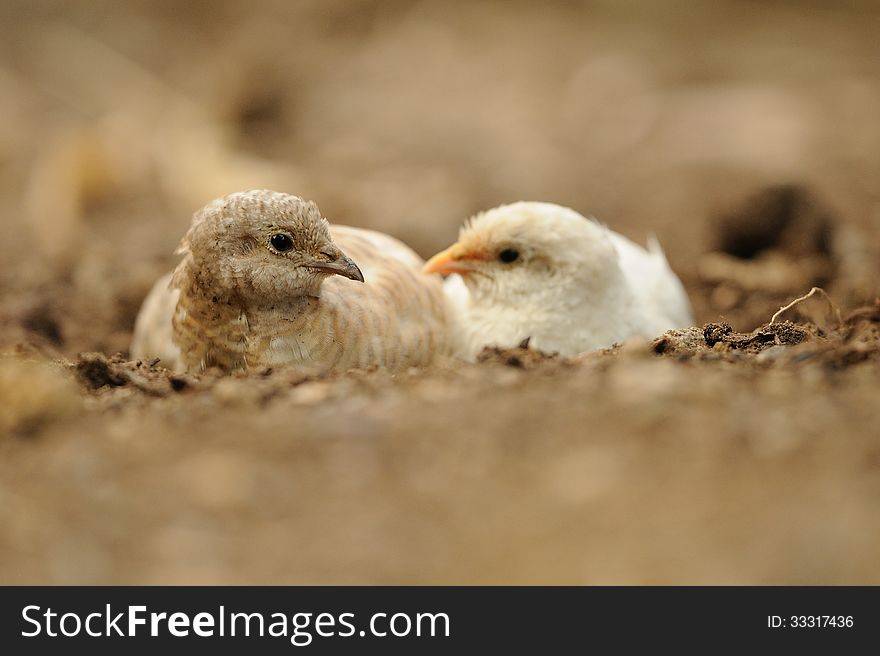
[423, 201, 693, 359]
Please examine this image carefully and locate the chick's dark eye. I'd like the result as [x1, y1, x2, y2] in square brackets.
[498, 248, 520, 263]
[270, 233, 294, 252]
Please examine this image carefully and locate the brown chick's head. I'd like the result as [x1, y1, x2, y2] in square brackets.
[178, 190, 364, 304]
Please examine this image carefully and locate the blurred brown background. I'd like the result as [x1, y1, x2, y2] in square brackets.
[1, 1, 879, 584]
[1, 0, 879, 354]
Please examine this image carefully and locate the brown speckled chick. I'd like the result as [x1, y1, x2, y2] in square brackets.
[131, 190, 454, 373]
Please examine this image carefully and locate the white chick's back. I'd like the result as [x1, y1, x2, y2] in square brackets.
[606, 231, 693, 336]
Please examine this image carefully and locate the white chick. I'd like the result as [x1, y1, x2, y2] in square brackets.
[423, 201, 693, 359]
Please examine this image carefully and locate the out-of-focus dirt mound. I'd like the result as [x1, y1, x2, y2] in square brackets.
[2, 300, 879, 584]
[694, 184, 878, 331]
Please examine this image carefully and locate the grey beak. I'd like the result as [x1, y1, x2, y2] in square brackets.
[309, 252, 365, 283]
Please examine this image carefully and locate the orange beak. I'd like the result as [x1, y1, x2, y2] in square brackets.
[423, 244, 477, 276]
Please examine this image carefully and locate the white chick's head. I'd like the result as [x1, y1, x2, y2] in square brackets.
[423, 202, 620, 307]
[178, 190, 363, 305]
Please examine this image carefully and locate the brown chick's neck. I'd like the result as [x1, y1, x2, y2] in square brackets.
[171, 267, 248, 371]
[171, 260, 322, 372]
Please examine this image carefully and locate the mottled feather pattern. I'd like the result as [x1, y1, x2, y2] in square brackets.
[131, 190, 454, 373]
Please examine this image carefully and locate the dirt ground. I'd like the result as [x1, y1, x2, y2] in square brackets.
[1, 0, 879, 584]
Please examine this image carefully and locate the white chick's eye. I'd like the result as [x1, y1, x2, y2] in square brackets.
[270, 233, 294, 253]
[498, 248, 520, 264]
